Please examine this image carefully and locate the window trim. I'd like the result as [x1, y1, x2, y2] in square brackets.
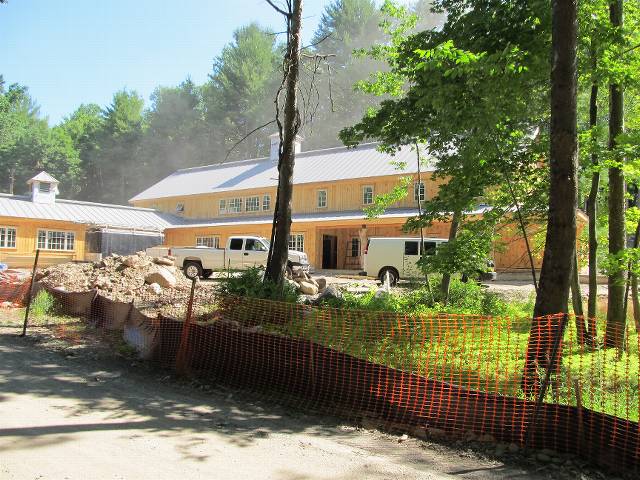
[219, 199, 227, 215]
[362, 185, 374, 205]
[36, 229, 75, 252]
[195, 235, 220, 248]
[226, 197, 243, 214]
[317, 189, 328, 209]
[245, 196, 260, 212]
[288, 233, 305, 252]
[414, 182, 425, 202]
[0, 226, 17, 249]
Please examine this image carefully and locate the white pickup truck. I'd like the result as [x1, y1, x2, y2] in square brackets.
[165, 235, 310, 279]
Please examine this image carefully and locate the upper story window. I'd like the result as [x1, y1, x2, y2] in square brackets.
[37, 229, 75, 251]
[227, 198, 242, 214]
[362, 185, 374, 205]
[246, 196, 260, 212]
[414, 182, 425, 202]
[0, 226, 17, 248]
[317, 189, 327, 208]
[196, 236, 219, 248]
[176, 203, 185, 214]
[219, 199, 226, 215]
[263, 194, 271, 211]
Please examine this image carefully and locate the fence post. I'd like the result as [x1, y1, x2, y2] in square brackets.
[525, 313, 569, 448]
[175, 277, 197, 375]
[20, 249, 40, 337]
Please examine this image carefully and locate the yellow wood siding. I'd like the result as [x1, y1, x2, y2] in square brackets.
[0, 216, 86, 268]
[132, 174, 443, 219]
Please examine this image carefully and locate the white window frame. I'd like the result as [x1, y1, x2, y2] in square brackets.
[196, 235, 220, 248]
[0, 226, 17, 249]
[262, 194, 271, 211]
[288, 234, 304, 252]
[317, 189, 327, 209]
[37, 229, 75, 251]
[414, 182, 425, 202]
[219, 199, 227, 215]
[227, 198, 242, 214]
[362, 185, 374, 205]
[176, 202, 185, 214]
[245, 196, 260, 212]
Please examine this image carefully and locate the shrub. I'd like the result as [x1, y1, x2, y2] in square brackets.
[30, 289, 57, 318]
[218, 267, 298, 303]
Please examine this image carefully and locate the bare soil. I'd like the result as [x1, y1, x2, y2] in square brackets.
[0, 324, 621, 480]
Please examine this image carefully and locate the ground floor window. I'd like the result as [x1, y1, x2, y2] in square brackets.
[37, 229, 75, 251]
[350, 237, 360, 257]
[288, 234, 304, 252]
[0, 226, 16, 248]
[196, 236, 220, 248]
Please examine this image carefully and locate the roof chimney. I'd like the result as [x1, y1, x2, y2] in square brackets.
[27, 171, 59, 204]
[269, 133, 303, 161]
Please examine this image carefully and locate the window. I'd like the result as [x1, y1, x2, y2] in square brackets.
[196, 236, 219, 248]
[262, 194, 271, 211]
[362, 185, 374, 205]
[176, 203, 185, 213]
[39, 182, 51, 193]
[423, 241, 437, 256]
[288, 234, 304, 252]
[414, 182, 425, 202]
[227, 198, 242, 213]
[0, 227, 16, 248]
[37, 229, 75, 251]
[229, 238, 244, 250]
[219, 199, 226, 215]
[404, 241, 419, 256]
[317, 189, 327, 208]
[350, 238, 360, 257]
[245, 238, 267, 251]
[245, 196, 260, 212]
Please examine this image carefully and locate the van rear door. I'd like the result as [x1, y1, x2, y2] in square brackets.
[402, 240, 421, 278]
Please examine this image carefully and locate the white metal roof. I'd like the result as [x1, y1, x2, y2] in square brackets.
[27, 171, 59, 184]
[0, 193, 184, 231]
[130, 143, 432, 202]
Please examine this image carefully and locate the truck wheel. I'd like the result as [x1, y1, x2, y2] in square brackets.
[184, 261, 203, 279]
[286, 265, 293, 278]
[378, 267, 399, 286]
[203, 269, 214, 279]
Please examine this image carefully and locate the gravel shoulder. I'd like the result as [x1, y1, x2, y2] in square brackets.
[0, 325, 591, 480]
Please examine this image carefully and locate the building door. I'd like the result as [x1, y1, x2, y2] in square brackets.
[322, 235, 338, 269]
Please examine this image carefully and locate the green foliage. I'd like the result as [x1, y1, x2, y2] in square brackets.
[320, 277, 532, 317]
[30, 290, 57, 318]
[218, 267, 298, 303]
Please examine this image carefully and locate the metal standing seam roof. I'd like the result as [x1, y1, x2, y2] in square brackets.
[0, 193, 185, 231]
[129, 143, 433, 202]
[164, 206, 495, 230]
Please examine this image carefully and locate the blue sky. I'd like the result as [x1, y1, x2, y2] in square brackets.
[0, 0, 337, 125]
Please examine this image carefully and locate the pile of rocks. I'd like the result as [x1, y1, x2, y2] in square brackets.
[286, 269, 327, 296]
[36, 251, 215, 304]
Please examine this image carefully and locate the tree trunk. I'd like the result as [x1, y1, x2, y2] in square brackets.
[522, 0, 578, 396]
[264, 0, 303, 286]
[571, 250, 589, 345]
[585, 79, 600, 326]
[605, 0, 626, 349]
[440, 210, 460, 305]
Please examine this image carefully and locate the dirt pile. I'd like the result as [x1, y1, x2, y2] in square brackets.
[37, 252, 216, 304]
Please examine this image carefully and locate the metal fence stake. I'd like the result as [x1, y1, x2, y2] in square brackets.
[20, 249, 40, 337]
[175, 276, 197, 375]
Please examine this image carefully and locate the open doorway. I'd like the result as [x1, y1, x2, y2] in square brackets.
[322, 235, 338, 269]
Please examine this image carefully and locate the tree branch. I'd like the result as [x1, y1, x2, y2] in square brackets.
[265, 0, 290, 17]
[224, 120, 277, 161]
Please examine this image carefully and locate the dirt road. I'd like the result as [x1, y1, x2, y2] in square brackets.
[0, 327, 580, 480]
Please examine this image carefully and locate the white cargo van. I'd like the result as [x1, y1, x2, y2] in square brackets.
[362, 237, 446, 285]
[362, 237, 497, 285]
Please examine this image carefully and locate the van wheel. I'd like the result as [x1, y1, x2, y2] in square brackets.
[184, 261, 203, 279]
[379, 268, 399, 286]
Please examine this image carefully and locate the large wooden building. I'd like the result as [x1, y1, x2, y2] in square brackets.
[0, 172, 179, 268]
[130, 136, 552, 272]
